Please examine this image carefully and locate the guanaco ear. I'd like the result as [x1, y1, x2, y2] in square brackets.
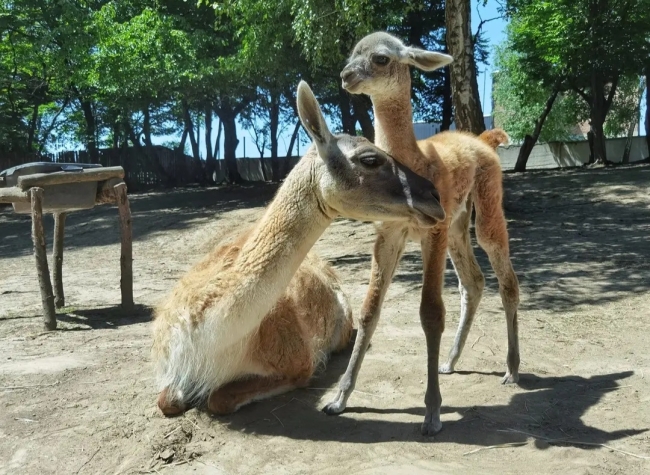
[400, 47, 453, 71]
[297, 81, 334, 149]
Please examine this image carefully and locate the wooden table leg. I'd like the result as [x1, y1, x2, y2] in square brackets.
[53, 212, 66, 308]
[30, 188, 57, 330]
[113, 182, 134, 310]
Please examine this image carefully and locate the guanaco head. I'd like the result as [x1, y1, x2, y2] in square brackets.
[340, 32, 453, 97]
[296, 81, 445, 226]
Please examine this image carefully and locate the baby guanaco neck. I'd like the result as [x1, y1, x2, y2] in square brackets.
[372, 74, 423, 166]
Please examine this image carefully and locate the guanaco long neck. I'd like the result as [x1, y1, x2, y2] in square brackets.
[372, 76, 422, 166]
[212, 157, 332, 342]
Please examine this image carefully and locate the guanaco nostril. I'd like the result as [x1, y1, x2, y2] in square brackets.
[430, 189, 441, 202]
[341, 69, 354, 81]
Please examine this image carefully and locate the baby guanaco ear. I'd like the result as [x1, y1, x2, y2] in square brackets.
[297, 81, 334, 148]
[400, 47, 453, 71]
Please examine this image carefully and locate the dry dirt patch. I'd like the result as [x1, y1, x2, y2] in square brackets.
[1, 166, 649, 474]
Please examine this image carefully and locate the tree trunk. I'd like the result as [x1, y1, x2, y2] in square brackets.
[445, 0, 485, 134]
[352, 95, 375, 142]
[281, 120, 301, 179]
[589, 72, 607, 164]
[27, 102, 40, 152]
[441, 59, 453, 131]
[622, 121, 636, 165]
[120, 116, 132, 177]
[80, 100, 99, 163]
[112, 120, 120, 150]
[177, 127, 188, 153]
[270, 92, 280, 181]
[182, 100, 200, 160]
[645, 66, 650, 159]
[514, 136, 536, 173]
[142, 106, 170, 183]
[589, 70, 619, 165]
[514, 86, 560, 172]
[143, 107, 153, 148]
[259, 154, 271, 182]
[338, 85, 357, 135]
[196, 114, 201, 153]
[214, 118, 222, 160]
[204, 104, 216, 183]
[622, 76, 646, 164]
[221, 113, 243, 184]
[286, 120, 300, 158]
[589, 107, 607, 165]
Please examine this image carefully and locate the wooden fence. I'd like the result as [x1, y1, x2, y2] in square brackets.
[4, 135, 648, 192]
[0, 147, 204, 191]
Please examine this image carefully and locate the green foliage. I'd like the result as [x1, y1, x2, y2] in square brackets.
[501, 0, 650, 156]
[93, 6, 185, 105]
[0, 0, 456, 164]
[0, 0, 91, 152]
[604, 74, 645, 137]
[493, 41, 588, 142]
[506, 0, 650, 88]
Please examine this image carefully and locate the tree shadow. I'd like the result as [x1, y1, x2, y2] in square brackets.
[358, 165, 650, 312]
[0, 182, 279, 259]
[211, 355, 644, 449]
[54, 304, 153, 330]
[3, 166, 649, 314]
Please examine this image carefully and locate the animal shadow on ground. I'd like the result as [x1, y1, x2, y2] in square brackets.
[215, 347, 645, 448]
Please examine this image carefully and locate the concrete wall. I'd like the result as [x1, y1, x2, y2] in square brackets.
[213, 136, 649, 182]
[497, 136, 648, 171]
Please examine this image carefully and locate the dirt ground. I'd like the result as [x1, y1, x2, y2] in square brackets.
[1, 164, 649, 475]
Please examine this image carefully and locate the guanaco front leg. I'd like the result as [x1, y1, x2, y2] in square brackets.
[419, 227, 449, 435]
[322, 223, 407, 415]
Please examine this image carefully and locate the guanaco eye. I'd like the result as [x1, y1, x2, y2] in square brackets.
[372, 54, 390, 65]
[359, 154, 381, 167]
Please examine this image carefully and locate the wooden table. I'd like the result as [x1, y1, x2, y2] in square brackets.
[0, 166, 133, 330]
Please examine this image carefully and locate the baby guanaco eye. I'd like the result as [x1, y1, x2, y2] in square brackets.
[372, 54, 390, 65]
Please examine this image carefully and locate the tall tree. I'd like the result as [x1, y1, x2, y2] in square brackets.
[0, 0, 91, 155]
[639, 59, 650, 158]
[492, 42, 589, 170]
[445, 0, 485, 133]
[506, 0, 650, 164]
[227, 0, 308, 180]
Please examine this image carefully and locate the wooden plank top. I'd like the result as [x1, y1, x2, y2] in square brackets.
[17, 166, 125, 190]
[0, 187, 30, 203]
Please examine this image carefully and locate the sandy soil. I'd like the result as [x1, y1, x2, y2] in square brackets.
[1, 165, 649, 475]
